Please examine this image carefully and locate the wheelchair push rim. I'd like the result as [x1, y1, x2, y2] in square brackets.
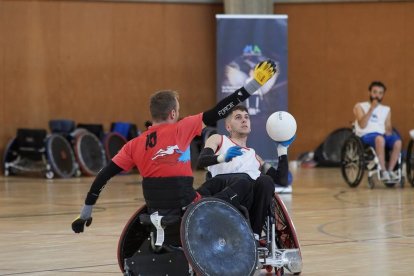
[341, 135, 365, 187]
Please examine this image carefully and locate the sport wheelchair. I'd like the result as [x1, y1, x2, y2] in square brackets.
[50, 120, 124, 176]
[117, 196, 302, 276]
[341, 133, 404, 189]
[406, 129, 414, 187]
[3, 128, 78, 178]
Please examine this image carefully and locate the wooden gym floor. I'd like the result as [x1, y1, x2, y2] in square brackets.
[0, 167, 413, 275]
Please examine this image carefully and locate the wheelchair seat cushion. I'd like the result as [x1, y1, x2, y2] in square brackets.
[49, 120, 75, 134]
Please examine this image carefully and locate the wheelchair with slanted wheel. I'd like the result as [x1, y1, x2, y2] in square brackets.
[117, 195, 302, 276]
[406, 129, 414, 187]
[340, 131, 404, 189]
[3, 128, 79, 179]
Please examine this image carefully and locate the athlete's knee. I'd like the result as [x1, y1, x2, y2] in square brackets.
[393, 139, 402, 150]
[214, 186, 242, 210]
[256, 175, 275, 194]
[375, 135, 385, 146]
[228, 177, 253, 195]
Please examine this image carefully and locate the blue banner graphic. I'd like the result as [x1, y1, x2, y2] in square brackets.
[216, 15, 288, 162]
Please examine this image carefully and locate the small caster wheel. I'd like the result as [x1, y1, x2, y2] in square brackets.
[265, 265, 273, 273]
[368, 176, 375, 189]
[45, 171, 54, 179]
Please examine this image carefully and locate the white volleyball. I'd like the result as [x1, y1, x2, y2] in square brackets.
[266, 111, 297, 141]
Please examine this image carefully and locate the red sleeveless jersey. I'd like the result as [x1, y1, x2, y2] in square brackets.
[112, 113, 203, 177]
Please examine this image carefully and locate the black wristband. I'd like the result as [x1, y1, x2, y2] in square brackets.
[266, 155, 289, 187]
[198, 147, 220, 168]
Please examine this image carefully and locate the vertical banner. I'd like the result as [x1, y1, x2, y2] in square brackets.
[216, 15, 288, 163]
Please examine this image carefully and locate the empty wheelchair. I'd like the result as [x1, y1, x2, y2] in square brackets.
[3, 129, 53, 178]
[341, 133, 404, 188]
[49, 120, 108, 177]
[117, 195, 302, 276]
[3, 128, 80, 178]
[406, 129, 414, 187]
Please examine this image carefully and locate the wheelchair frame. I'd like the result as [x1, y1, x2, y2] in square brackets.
[3, 129, 54, 179]
[341, 134, 404, 189]
[406, 133, 414, 187]
[117, 195, 302, 276]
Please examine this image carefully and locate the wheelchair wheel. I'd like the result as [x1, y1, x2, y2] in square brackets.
[262, 195, 302, 275]
[118, 205, 191, 275]
[407, 139, 414, 187]
[117, 205, 150, 273]
[273, 195, 301, 253]
[73, 131, 107, 176]
[181, 198, 257, 276]
[46, 134, 77, 178]
[341, 135, 365, 187]
[400, 176, 405, 188]
[103, 132, 127, 160]
[3, 138, 19, 176]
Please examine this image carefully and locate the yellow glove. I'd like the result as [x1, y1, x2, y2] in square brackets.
[244, 60, 277, 94]
[253, 60, 277, 85]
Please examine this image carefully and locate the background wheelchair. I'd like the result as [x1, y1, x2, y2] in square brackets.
[406, 129, 414, 187]
[49, 120, 108, 177]
[50, 120, 128, 176]
[3, 128, 79, 179]
[341, 132, 404, 189]
[117, 196, 302, 276]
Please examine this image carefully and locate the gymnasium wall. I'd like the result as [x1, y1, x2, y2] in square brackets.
[1, 0, 413, 165]
[275, 1, 414, 159]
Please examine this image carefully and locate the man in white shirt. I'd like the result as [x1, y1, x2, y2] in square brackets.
[197, 105, 294, 240]
[354, 81, 402, 181]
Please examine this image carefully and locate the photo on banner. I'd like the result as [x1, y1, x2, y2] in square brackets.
[216, 15, 288, 163]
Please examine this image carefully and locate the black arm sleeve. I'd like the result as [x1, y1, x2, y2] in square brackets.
[265, 155, 289, 187]
[85, 161, 124, 205]
[202, 87, 250, 126]
[197, 147, 220, 168]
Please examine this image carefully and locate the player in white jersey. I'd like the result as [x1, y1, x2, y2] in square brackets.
[354, 81, 402, 181]
[196, 105, 294, 239]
